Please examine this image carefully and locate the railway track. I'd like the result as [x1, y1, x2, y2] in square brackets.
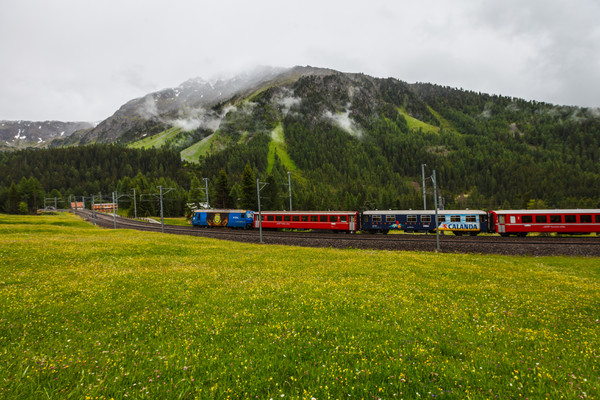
[74, 210, 600, 257]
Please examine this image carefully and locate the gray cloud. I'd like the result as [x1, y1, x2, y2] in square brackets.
[0, 0, 598, 121]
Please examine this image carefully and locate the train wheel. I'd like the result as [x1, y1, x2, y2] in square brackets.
[382, 230, 389, 235]
[453, 231, 463, 236]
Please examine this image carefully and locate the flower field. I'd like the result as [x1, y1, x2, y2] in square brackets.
[0, 213, 598, 399]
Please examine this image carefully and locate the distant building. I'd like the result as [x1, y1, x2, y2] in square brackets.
[70, 202, 84, 209]
[93, 203, 118, 213]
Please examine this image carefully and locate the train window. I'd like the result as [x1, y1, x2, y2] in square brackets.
[331, 215, 338, 223]
[510, 216, 516, 224]
[535, 215, 548, 223]
[319, 215, 328, 222]
[407, 215, 417, 223]
[386, 215, 395, 222]
[596, 215, 600, 223]
[499, 215, 505, 224]
[301, 215, 309, 222]
[260, 215, 265, 221]
[310, 216, 318, 222]
[372, 215, 381, 223]
[276, 215, 283, 221]
[550, 215, 562, 223]
[292, 215, 300, 222]
[450, 216, 461, 222]
[267, 215, 275, 221]
[580, 215, 592, 223]
[421, 215, 431, 223]
[565, 215, 576, 223]
[522, 216, 533, 223]
[340, 216, 348, 223]
[466, 216, 476, 222]
[284, 215, 291, 222]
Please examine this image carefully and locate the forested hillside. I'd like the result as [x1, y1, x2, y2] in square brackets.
[1, 68, 599, 216]
[192, 73, 600, 211]
[0, 146, 192, 216]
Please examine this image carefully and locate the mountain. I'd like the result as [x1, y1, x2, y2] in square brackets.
[2, 66, 600, 211]
[55, 66, 335, 147]
[0, 120, 94, 150]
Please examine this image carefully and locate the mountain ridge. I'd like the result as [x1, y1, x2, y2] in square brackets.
[1, 65, 599, 210]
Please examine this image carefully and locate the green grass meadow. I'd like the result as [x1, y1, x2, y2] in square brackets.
[0, 214, 598, 399]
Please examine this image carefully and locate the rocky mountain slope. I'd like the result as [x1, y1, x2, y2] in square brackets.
[54, 66, 335, 147]
[0, 120, 94, 150]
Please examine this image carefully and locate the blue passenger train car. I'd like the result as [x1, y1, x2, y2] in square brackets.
[191, 209, 254, 229]
[362, 210, 489, 235]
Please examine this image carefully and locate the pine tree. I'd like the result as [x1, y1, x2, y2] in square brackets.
[215, 169, 232, 209]
[262, 174, 281, 210]
[188, 176, 204, 205]
[6, 182, 19, 214]
[240, 164, 257, 210]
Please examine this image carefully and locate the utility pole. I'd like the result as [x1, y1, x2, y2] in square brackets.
[422, 163, 427, 210]
[112, 191, 117, 229]
[132, 188, 137, 219]
[433, 170, 440, 252]
[256, 178, 268, 243]
[159, 186, 164, 233]
[287, 171, 293, 211]
[156, 186, 175, 234]
[204, 178, 210, 208]
[91, 194, 96, 225]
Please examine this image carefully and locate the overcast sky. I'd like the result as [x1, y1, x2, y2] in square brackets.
[1, 0, 599, 122]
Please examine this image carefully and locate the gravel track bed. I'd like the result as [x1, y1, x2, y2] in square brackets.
[75, 210, 600, 257]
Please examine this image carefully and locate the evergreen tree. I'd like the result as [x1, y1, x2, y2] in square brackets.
[262, 174, 282, 210]
[18, 202, 29, 215]
[188, 176, 204, 205]
[6, 182, 19, 214]
[215, 169, 232, 209]
[240, 164, 257, 210]
[229, 183, 241, 209]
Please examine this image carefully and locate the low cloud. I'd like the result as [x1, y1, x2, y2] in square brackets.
[137, 96, 160, 119]
[170, 106, 235, 131]
[136, 95, 237, 132]
[323, 104, 363, 139]
[277, 94, 302, 116]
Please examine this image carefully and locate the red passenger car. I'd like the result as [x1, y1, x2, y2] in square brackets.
[490, 209, 600, 236]
[254, 211, 359, 232]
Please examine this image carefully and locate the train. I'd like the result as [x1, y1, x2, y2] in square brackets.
[191, 209, 255, 229]
[191, 208, 600, 236]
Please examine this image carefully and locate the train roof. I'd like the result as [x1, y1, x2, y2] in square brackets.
[193, 209, 253, 213]
[363, 209, 487, 215]
[491, 209, 600, 215]
[258, 210, 357, 215]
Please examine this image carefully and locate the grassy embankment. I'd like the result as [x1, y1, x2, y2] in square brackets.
[0, 213, 598, 399]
